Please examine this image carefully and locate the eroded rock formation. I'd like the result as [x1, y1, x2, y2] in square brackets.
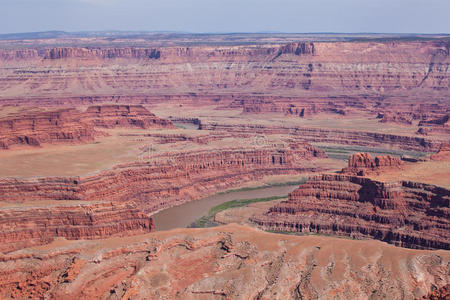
[341, 152, 403, 175]
[0, 145, 326, 212]
[252, 174, 450, 249]
[1, 40, 448, 96]
[0, 105, 173, 149]
[0, 201, 153, 253]
[83, 104, 175, 129]
[0, 108, 100, 149]
[431, 143, 450, 161]
[378, 112, 413, 125]
[0, 224, 447, 299]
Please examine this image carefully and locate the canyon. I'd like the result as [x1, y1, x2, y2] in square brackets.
[0, 145, 326, 207]
[0, 33, 448, 299]
[0, 144, 327, 251]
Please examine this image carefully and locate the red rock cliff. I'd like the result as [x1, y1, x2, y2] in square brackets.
[0, 40, 448, 100]
[252, 174, 450, 249]
[0, 108, 100, 149]
[0, 145, 326, 212]
[0, 201, 154, 253]
[0, 105, 173, 149]
[83, 104, 175, 129]
[342, 152, 403, 175]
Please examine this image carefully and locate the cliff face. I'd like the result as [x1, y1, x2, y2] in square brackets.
[83, 104, 175, 129]
[252, 174, 450, 249]
[0, 201, 153, 253]
[43, 47, 162, 60]
[0, 145, 326, 212]
[239, 98, 348, 117]
[342, 152, 403, 175]
[0, 41, 448, 100]
[0, 105, 173, 149]
[0, 108, 100, 149]
[0, 224, 448, 299]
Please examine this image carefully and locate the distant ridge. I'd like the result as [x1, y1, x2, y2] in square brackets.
[0, 31, 449, 41]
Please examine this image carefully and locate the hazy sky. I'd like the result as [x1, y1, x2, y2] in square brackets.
[1, 0, 449, 34]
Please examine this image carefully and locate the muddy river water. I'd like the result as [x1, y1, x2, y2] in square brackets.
[151, 185, 298, 231]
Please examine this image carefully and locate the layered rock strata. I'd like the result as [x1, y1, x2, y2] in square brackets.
[0, 40, 448, 97]
[0, 108, 99, 149]
[418, 114, 450, 135]
[82, 104, 175, 129]
[0, 145, 326, 213]
[341, 152, 403, 175]
[0, 224, 447, 299]
[0, 105, 173, 149]
[201, 122, 443, 152]
[0, 201, 153, 253]
[252, 174, 450, 249]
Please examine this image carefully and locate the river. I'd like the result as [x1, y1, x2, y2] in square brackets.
[151, 185, 298, 231]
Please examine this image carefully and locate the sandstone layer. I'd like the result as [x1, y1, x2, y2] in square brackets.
[200, 122, 444, 152]
[0, 108, 99, 149]
[82, 104, 175, 129]
[341, 152, 403, 176]
[0, 145, 326, 213]
[252, 174, 450, 249]
[0, 201, 153, 253]
[1, 41, 448, 98]
[0, 224, 448, 299]
[0, 105, 173, 149]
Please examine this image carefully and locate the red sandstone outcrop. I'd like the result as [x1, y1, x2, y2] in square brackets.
[342, 152, 403, 175]
[0, 201, 153, 253]
[0, 224, 447, 299]
[0, 145, 327, 213]
[83, 104, 175, 129]
[43, 47, 162, 60]
[0, 105, 173, 149]
[240, 98, 348, 117]
[252, 174, 450, 250]
[420, 115, 450, 127]
[0, 108, 100, 149]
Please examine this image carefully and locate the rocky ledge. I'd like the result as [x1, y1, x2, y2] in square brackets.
[341, 152, 403, 176]
[0, 105, 173, 149]
[0, 145, 326, 212]
[0, 201, 153, 253]
[82, 104, 175, 129]
[252, 174, 450, 250]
